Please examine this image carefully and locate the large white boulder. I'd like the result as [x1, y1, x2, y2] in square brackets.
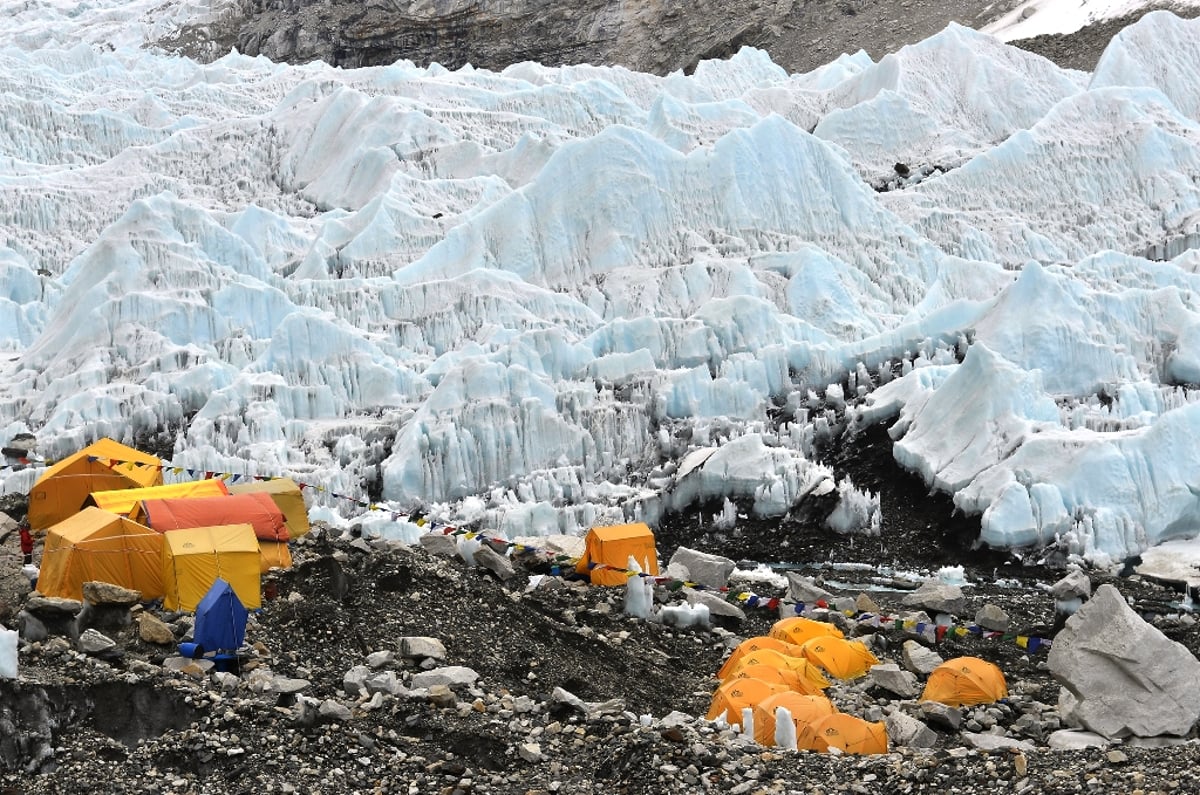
[1048, 584, 1200, 738]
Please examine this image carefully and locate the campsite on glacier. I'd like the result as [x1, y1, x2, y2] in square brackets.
[5, 0, 1200, 791]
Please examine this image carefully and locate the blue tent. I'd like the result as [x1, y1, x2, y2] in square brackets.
[192, 578, 248, 653]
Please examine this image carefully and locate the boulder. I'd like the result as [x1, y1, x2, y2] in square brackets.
[866, 663, 918, 698]
[399, 637, 446, 661]
[902, 582, 965, 616]
[81, 582, 140, 605]
[1047, 729, 1110, 750]
[961, 733, 1035, 752]
[1051, 569, 1091, 600]
[77, 628, 117, 656]
[974, 603, 1010, 631]
[473, 545, 516, 582]
[683, 588, 744, 623]
[411, 665, 479, 689]
[24, 595, 81, 639]
[785, 573, 833, 605]
[901, 640, 942, 675]
[1048, 583, 1200, 738]
[667, 547, 735, 589]
[885, 712, 937, 749]
[418, 533, 458, 558]
[137, 612, 176, 645]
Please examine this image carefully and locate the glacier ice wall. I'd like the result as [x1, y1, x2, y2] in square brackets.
[3, 7, 1200, 562]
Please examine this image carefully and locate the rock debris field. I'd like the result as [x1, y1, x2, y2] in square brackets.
[4, 511, 1200, 795]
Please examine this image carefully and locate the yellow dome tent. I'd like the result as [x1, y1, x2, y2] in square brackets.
[752, 692, 838, 747]
[724, 663, 827, 696]
[769, 616, 845, 647]
[705, 678, 789, 727]
[921, 656, 1008, 707]
[798, 713, 888, 755]
[720, 649, 829, 692]
[575, 523, 659, 586]
[799, 637, 879, 680]
[28, 438, 161, 531]
[717, 636, 807, 679]
[38, 507, 164, 601]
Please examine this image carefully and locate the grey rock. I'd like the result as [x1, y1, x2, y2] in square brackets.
[399, 637, 446, 660]
[137, 612, 175, 645]
[867, 663, 919, 698]
[974, 603, 1010, 631]
[1047, 729, 1110, 750]
[366, 650, 395, 668]
[1049, 583, 1200, 738]
[684, 588, 745, 622]
[25, 595, 82, 617]
[418, 533, 459, 558]
[961, 732, 1035, 752]
[919, 701, 962, 731]
[518, 742, 543, 763]
[901, 640, 943, 675]
[473, 545, 516, 582]
[411, 665, 479, 689]
[267, 677, 312, 694]
[668, 546, 736, 588]
[81, 581, 140, 606]
[343, 664, 371, 695]
[885, 712, 938, 749]
[16, 611, 46, 643]
[785, 573, 833, 605]
[77, 628, 116, 655]
[319, 699, 353, 721]
[364, 670, 405, 696]
[902, 582, 965, 616]
[1051, 568, 1091, 600]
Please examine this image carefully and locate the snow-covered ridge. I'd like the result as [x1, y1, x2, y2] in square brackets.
[3, 5, 1200, 565]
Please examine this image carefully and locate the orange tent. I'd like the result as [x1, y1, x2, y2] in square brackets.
[921, 656, 1008, 707]
[718, 636, 808, 679]
[798, 713, 888, 755]
[28, 438, 162, 530]
[37, 507, 164, 601]
[724, 663, 827, 695]
[575, 523, 658, 586]
[86, 479, 230, 518]
[705, 678, 789, 727]
[770, 616, 845, 646]
[799, 637, 879, 680]
[228, 477, 311, 538]
[723, 647, 830, 689]
[141, 492, 289, 542]
[752, 692, 838, 747]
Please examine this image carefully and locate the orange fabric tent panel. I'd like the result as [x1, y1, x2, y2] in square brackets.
[769, 616, 845, 646]
[705, 678, 790, 726]
[727, 664, 826, 697]
[718, 636, 807, 679]
[921, 656, 1008, 707]
[752, 692, 838, 746]
[37, 507, 164, 601]
[258, 540, 293, 572]
[798, 713, 888, 755]
[161, 524, 261, 611]
[720, 647, 830, 691]
[28, 438, 162, 530]
[142, 492, 289, 542]
[229, 478, 310, 538]
[87, 479, 230, 518]
[574, 523, 658, 586]
[799, 637, 880, 680]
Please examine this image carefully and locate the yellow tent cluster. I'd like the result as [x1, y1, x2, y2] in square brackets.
[30, 438, 309, 612]
[706, 617, 888, 755]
